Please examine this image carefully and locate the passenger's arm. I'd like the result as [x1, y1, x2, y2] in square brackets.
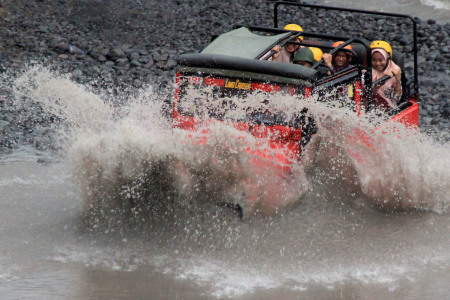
[259, 45, 282, 61]
[270, 45, 282, 60]
[391, 68, 402, 95]
[322, 53, 333, 75]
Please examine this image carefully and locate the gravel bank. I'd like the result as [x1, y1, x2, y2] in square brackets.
[0, 0, 448, 150]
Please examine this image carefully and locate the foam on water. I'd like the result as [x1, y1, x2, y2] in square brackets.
[317, 0, 450, 24]
[4, 64, 450, 297]
[49, 231, 449, 298]
[420, 0, 450, 10]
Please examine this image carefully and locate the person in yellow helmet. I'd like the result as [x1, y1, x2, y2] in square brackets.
[262, 24, 303, 63]
[370, 40, 402, 109]
[370, 40, 393, 57]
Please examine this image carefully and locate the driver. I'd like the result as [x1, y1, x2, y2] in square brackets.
[292, 47, 333, 77]
[292, 47, 316, 67]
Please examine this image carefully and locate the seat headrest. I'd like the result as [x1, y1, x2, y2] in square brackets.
[392, 51, 404, 70]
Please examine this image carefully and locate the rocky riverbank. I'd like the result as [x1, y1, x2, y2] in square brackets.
[0, 0, 448, 150]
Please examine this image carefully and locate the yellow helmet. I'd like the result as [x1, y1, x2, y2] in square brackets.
[370, 40, 392, 57]
[309, 47, 323, 61]
[283, 24, 303, 41]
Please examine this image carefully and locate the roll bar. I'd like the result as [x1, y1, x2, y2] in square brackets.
[248, 26, 372, 86]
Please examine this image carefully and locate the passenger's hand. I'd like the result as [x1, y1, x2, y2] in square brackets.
[271, 45, 281, 59]
[322, 53, 332, 66]
[390, 68, 401, 82]
[391, 69, 402, 94]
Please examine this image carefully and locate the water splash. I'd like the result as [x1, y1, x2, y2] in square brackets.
[303, 112, 450, 213]
[7, 64, 450, 228]
[12, 64, 114, 134]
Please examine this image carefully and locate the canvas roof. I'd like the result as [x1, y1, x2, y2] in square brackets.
[201, 27, 291, 59]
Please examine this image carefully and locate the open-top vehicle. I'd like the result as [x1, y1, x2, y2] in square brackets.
[173, 2, 420, 176]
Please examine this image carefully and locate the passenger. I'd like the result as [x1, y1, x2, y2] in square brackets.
[292, 47, 316, 67]
[293, 47, 330, 78]
[262, 24, 303, 63]
[322, 41, 354, 72]
[370, 40, 402, 109]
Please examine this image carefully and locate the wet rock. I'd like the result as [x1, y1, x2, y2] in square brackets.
[130, 59, 141, 67]
[166, 58, 177, 69]
[55, 42, 69, 52]
[376, 19, 385, 27]
[137, 57, 149, 64]
[107, 47, 126, 60]
[115, 58, 129, 67]
[143, 61, 154, 69]
[90, 65, 101, 74]
[133, 79, 142, 87]
[128, 52, 140, 60]
[97, 55, 107, 62]
[154, 53, 169, 61]
[104, 61, 115, 67]
[68, 44, 84, 55]
[99, 48, 109, 56]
